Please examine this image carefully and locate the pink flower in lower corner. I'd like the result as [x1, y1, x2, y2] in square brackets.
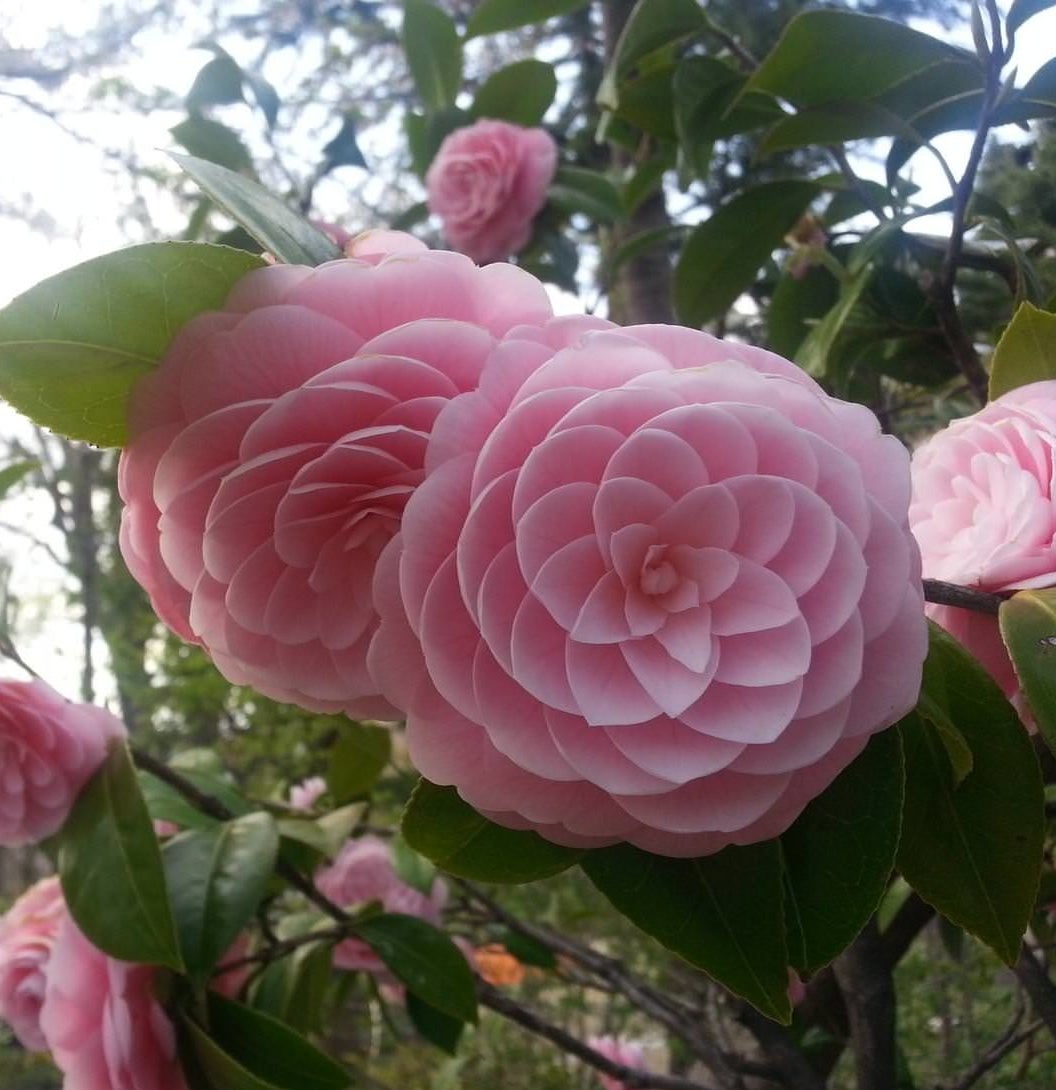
[118, 232, 552, 719]
[911, 380, 1056, 703]
[0, 877, 65, 1050]
[0, 679, 126, 846]
[427, 119, 558, 264]
[40, 914, 187, 1090]
[588, 1035, 647, 1090]
[371, 323, 927, 857]
[315, 836, 447, 973]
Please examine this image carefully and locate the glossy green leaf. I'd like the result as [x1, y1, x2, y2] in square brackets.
[406, 992, 465, 1054]
[186, 52, 245, 112]
[675, 180, 820, 326]
[252, 937, 333, 1035]
[781, 730, 904, 975]
[392, 835, 439, 897]
[138, 771, 219, 832]
[1008, 0, 1056, 34]
[355, 913, 477, 1023]
[402, 780, 582, 882]
[171, 117, 255, 174]
[163, 813, 279, 983]
[327, 722, 391, 802]
[1000, 588, 1056, 754]
[59, 742, 183, 970]
[0, 241, 263, 446]
[403, 0, 462, 111]
[0, 460, 37, 500]
[767, 265, 840, 359]
[758, 100, 927, 157]
[744, 11, 972, 107]
[549, 166, 625, 223]
[471, 59, 557, 125]
[988, 301, 1056, 399]
[795, 266, 872, 381]
[897, 626, 1044, 965]
[602, 0, 704, 100]
[466, 0, 588, 37]
[582, 842, 790, 1022]
[171, 154, 340, 266]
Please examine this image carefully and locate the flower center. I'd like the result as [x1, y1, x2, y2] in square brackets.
[639, 546, 680, 596]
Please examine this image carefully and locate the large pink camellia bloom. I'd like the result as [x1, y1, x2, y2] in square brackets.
[911, 380, 1056, 699]
[0, 679, 125, 846]
[426, 120, 558, 264]
[119, 233, 551, 717]
[371, 323, 927, 857]
[39, 915, 187, 1090]
[0, 877, 65, 1050]
[315, 835, 447, 973]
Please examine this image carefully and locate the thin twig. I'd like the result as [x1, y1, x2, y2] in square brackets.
[922, 579, 1005, 616]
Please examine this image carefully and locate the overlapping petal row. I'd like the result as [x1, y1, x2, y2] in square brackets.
[118, 239, 552, 717]
[372, 323, 927, 857]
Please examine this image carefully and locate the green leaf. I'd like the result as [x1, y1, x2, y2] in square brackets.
[767, 266, 840, 359]
[500, 928, 557, 969]
[1000, 588, 1056, 754]
[674, 181, 820, 326]
[897, 626, 1045, 965]
[794, 266, 872, 381]
[406, 992, 465, 1054]
[781, 730, 904, 975]
[0, 459, 37, 500]
[471, 60, 557, 126]
[392, 835, 439, 897]
[744, 11, 973, 108]
[548, 166, 625, 223]
[186, 53, 245, 112]
[163, 813, 279, 983]
[252, 935, 333, 1035]
[1008, 0, 1056, 34]
[138, 770, 219, 832]
[402, 780, 582, 883]
[59, 742, 183, 970]
[403, 0, 462, 111]
[0, 242, 264, 446]
[321, 114, 367, 170]
[758, 101, 929, 158]
[171, 154, 341, 267]
[328, 722, 391, 802]
[988, 301, 1056, 399]
[171, 117, 255, 175]
[244, 71, 281, 130]
[466, 0, 588, 38]
[582, 842, 790, 1022]
[355, 913, 477, 1023]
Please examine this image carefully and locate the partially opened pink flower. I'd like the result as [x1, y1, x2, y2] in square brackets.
[315, 835, 447, 973]
[911, 379, 1056, 700]
[371, 323, 927, 856]
[427, 120, 557, 264]
[0, 877, 65, 1050]
[588, 1035, 647, 1090]
[119, 235, 552, 717]
[289, 776, 327, 812]
[0, 679, 125, 846]
[40, 915, 187, 1090]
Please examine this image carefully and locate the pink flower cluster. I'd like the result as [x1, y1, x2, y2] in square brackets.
[119, 231, 929, 858]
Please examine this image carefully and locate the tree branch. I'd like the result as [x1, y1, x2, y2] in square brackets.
[833, 922, 897, 1090]
[923, 579, 1004, 615]
[1015, 943, 1056, 1044]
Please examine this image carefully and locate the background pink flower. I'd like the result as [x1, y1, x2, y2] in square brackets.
[289, 776, 327, 811]
[0, 679, 125, 846]
[911, 380, 1056, 702]
[588, 1035, 647, 1090]
[0, 877, 65, 1050]
[371, 323, 927, 857]
[315, 835, 447, 973]
[119, 237, 551, 718]
[426, 119, 558, 264]
[39, 914, 186, 1090]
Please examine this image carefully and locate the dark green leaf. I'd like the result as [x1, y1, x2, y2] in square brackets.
[582, 842, 790, 1022]
[608, 225, 689, 280]
[328, 722, 391, 802]
[171, 153, 341, 267]
[471, 59, 556, 125]
[897, 626, 1044, 965]
[355, 913, 477, 1023]
[549, 166, 625, 223]
[171, 117, 255, 174]
[403, 0, 462, 111]
[0, 241, 264, 446]
[744, 11, 973, 108]
[0, 460, 37, 500]
[251, 937, 333, 1035]
[59, 742, 183, 970]
[402, 780, 582, 882]
[675, 180, 820, 326]
[466, 0, 588, 38]
[794, 267, 872, 381]
[138, 770, 219, 832]
[988, 301, 1056, 399]
[767, 265, 840, 359]
[406, 992, 465, 1054]
[1008, 0, 1056, 34]
[186, 54, 245, 113]
[1000, 588, 1056, 755]
[321, 114, 367, 170]
[500, 928, 557, 969]
[781, 730, 904, 975]
[758, 101, 928, 158]
[392, 835, 439, 897]
[615, 64, 678, 141]
[163, 813, 279, 983]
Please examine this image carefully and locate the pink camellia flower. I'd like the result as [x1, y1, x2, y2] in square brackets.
[0, 877, 65, 1050]
[119, 234, 552, 718]
[39, 915, 187, 1090]
[371, 323, 927, 857]
[426, 119, 558, 264]
[289, 775, 327, 812]
[0, 679, 126, 846]
[588, 1035, 647, 1090]
[315, 835, 447, 972]
[911, 380, 1056, 701]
